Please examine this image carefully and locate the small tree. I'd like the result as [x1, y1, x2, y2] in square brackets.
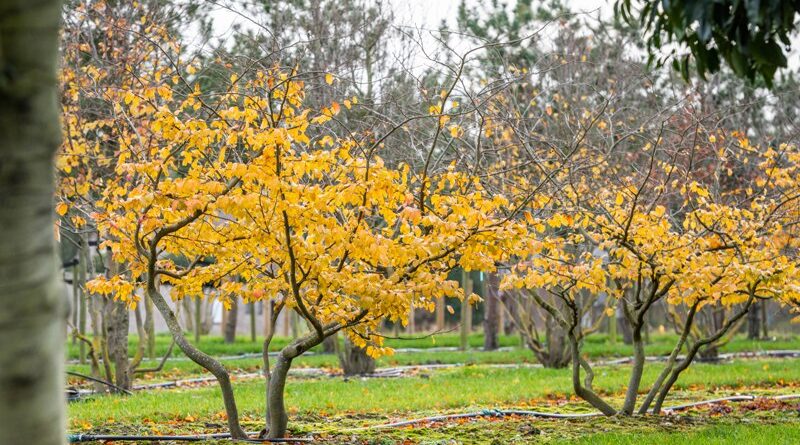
[504, 139, 800, 415]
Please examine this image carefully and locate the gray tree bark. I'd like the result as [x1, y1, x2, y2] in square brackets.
[148, 283, 247, 438]
[338, 337, 376, 376]
[223, 297, 238, 344]
[0, 1, 67, 444]
[483, 272, 500, 351]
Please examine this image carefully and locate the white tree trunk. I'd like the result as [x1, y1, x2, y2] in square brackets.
[0, 1, 67, 444]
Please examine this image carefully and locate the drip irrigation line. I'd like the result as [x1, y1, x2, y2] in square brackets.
[66, 371, 133, 395]
[345, 393, 800, 431]
[66, 393, 800, 441]
[68, 433, 312, 443]
[69, 349, 800, 399]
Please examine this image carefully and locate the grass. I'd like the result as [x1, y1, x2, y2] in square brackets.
[66, 332, 800, 385]
[66, 331, 800, 362]
[558, 423, 800, 445]
[69, 357, 800, 427]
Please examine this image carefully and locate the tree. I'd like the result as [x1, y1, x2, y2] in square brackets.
[0, 1, 67, 444]
[87, 58, 522, 437]
[616, 0, 800, 87]
[503, 129, 800, 415]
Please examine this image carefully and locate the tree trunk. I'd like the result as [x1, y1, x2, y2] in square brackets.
[194, 297, 202, 343]
[250, 302, 257, 342]
[534, 316, 570, 368]
[71, 265, 78, 345]
[77, 245, 87, 364]
[338, 337, 376, 376]
[144, 292, 156, 359]
[621, 324, 645, 414]
[0, 2, 67, 444]
[617, 310, 633, 345]
[148, 284, 247, 438]
[107, 300, 131, 390]
[460, 270, 472, 351]
[407, 306, 415, 334]
[267, 332, 327, 439]
[321, 335, 336, 354]
[608, 306, 617, 345]
[435, 297, 445, 331]
[267, 353, 292, 438]
[747, 301, 761, 340]
[483, 272, 500, 351]
[223, 297, 238, 344]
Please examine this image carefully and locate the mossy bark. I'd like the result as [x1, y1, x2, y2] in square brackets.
[0, 1, 67, 444]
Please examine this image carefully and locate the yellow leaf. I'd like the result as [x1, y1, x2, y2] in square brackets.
[446, 305, 454, 315]
[56, 202, 69, 216]
[524, 210, 535, 225]
[325, 73, 334, 85]
[615, 192, 624, 206]
[449, 125, 460, 138]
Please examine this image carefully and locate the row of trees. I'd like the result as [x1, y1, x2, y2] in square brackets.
[49, 0, 800, 441]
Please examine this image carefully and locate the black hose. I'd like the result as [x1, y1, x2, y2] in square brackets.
[66, 371, 133, 395]
[346, 393, 800, 431]
[68, 433, 312, 443]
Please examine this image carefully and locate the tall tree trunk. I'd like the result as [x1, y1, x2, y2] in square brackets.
[407, 306, 415, 334]
[250, 302, 257, 342]
[321, 335, 336, 354]
[77, 244, 87, 364]
[483, 272, 500, 351]
[338, 336, 375, 376]
[459, 270, 473, 351]
[71, 265, 78, 345]
[194, 297, 202, 343]
[223, 297, 238, 344]
[0, 2, 67, 444]
[608, 306, 617, 345]
[435, 297, 445, 331]
[747, 301, 761, 340]
[107, 300, 130, 390]
[617, 310, 633, 344]
[144, 292, 155, 359]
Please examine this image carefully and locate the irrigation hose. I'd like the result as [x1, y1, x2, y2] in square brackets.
[66, 371, 133, 395]
[66, 393, 800, 442]
[345, 392, 800, 431]
[68, 433, 313, 443]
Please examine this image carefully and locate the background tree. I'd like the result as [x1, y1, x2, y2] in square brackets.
[617, 0, 800, 87]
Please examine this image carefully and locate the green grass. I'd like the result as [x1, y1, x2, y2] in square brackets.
[66, 332, 800, 385]
[69, 357, 800, 428]
[65, 331, 528, 361]
[65, 331, 800, 362]
[559, 423, 800, 445]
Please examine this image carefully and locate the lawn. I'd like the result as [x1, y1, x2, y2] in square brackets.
[66, 332, 800, 443]
[66, 332, 800, 362]
[69, 357, 800, 443]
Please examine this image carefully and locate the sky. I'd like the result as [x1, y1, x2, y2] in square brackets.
[200, 0, 797, 72]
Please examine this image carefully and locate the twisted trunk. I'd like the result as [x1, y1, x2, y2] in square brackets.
[148, 283, 247, 439]
[267, 331, 327, 438]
